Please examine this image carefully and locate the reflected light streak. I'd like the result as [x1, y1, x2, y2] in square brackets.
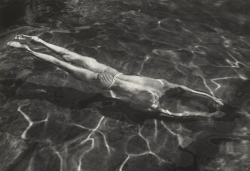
[154, 119, 158, 141]
[211, 77, 238, 90]
[74, 116, 113, 154]
[199, 75, 215, 97]
[53, 150, 64, 171]
[18, 101, 49, 139]
[138, 55, 150, 75]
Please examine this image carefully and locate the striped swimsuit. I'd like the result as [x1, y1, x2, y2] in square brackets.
[92, 67, 122, 90]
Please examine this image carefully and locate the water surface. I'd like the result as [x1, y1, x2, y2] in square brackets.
[0, 0, 250, 171]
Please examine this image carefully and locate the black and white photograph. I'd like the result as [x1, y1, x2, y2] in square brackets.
[0, 0, 250, 170]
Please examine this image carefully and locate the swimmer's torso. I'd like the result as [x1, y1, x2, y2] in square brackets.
[108, 74, 169, 111]
[89, 67, 175, 111]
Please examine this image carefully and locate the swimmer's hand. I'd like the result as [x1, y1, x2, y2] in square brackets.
[15, 34, 43, 43]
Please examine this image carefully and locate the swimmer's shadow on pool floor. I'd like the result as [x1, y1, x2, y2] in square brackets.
[0, 79, 240, 125]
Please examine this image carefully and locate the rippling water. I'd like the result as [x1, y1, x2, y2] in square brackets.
[0, 0, 250, 171]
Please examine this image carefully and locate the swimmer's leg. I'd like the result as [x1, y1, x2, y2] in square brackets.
[7, 41, 98, 83]
[15, 34, 108, 73]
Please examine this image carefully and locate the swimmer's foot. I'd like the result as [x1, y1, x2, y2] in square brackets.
[209, 111, 226, 118]
[7, 41, 31, 52]
[15, 34, 42, 43]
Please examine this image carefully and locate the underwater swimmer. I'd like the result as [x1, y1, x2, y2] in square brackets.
[7, 34, 225, 118]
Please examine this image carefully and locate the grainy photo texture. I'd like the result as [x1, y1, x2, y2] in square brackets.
[0, 0, 250, 171]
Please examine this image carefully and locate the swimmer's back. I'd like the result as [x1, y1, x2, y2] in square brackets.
[110, 77, 166, 111]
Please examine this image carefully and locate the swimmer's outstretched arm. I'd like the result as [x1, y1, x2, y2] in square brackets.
[160, 80, 223, 106]
[177, 85, 224, 105]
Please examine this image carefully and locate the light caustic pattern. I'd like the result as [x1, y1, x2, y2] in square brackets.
[16, 97, 250, 171]
[17, 100, 113, 171]
[16, 99, 176, 170]
[8, 23, 250, 171]
[18, 101, 49, 139]
[135, 18, 250, 105]
[5, 18, 250, 171]
[2, 0, 250, 170]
